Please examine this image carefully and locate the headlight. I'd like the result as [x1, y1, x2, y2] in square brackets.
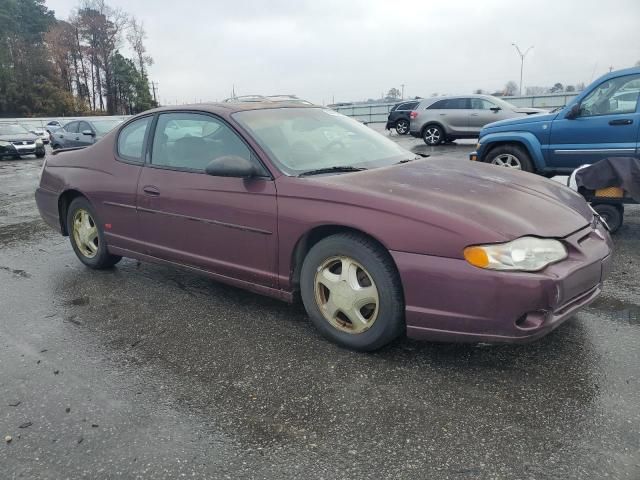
[35, 138, 43, 146]
[464, 236, 567, 272]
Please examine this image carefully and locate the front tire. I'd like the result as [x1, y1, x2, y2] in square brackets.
[36, 152, 45, 158]
[300, 233, 405, 351]
[422, 125, 444, 146]
[66, 197, 121, 269]
[395, 119, 410, 135]
[593, 204, 623, 233]
[486, 144, 534, 172]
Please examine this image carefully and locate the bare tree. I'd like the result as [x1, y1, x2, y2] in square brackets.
[503, 81, 518, 96]
[127, 17, 153, 76]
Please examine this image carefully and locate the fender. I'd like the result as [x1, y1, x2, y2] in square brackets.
[479, 131, 546, 171]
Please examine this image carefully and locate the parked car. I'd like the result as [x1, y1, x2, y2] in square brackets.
[0, 124, 46, 159]
[51, 118, 124, 149]
[36, 103, 612, 351]
[470, 67, 640, 174]
[22, 122, 50, 144]
[385, 100, 420, 135]
[409, 94, 546, 145]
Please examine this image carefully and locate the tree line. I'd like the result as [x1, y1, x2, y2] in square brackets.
[0, 0, 157, 117]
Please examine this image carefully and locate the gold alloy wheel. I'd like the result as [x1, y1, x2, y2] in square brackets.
[314, 256, 380, 334]
[72, 209, 99, 258]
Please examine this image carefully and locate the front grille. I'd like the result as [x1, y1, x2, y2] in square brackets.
[12, 141, 35, 146]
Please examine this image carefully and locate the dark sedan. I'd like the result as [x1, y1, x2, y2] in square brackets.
[35, 103, 612, 351]
[51, 118, 123, 150]
[0, 124, 46, 159]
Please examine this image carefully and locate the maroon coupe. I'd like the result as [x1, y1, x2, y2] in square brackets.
[35, 103, 613, 350]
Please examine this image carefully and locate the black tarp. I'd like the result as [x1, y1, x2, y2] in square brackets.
[575, 157, 640, 202]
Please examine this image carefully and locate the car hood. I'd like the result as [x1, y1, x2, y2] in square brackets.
[0, 133, 38, 142]
[312, 158, 592, 241]
[512, 107, 548, 114]
[482, 111, 558, 132]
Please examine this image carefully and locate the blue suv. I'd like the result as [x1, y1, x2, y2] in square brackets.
[470, 67, 640, 175]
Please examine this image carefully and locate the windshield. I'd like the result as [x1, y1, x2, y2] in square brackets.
[22, 123, 44, 130]
[489, 97, 519, 110]
[0, 124, 30, 135]
[233, 108, 413, 175]
[92, 119, 123, 135]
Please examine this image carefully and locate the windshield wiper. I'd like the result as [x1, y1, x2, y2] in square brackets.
[396, 155, 426, 164]
[298, 166, 367, 177]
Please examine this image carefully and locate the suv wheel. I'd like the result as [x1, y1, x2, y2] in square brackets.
[486, 145, 534, 172]
[395, 119, 410, 135]
[422, 125, 443, 146]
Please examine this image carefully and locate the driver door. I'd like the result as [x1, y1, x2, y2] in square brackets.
[547, 73, 640, 169]
[136, 112, 279, 288]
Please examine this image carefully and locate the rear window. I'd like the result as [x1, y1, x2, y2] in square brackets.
[428, 98, 468, 109]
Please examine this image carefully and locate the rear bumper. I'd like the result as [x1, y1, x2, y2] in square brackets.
[385, 121, 394, 130]
[35, 187, 62, 233]
[392, 224, 613, 343]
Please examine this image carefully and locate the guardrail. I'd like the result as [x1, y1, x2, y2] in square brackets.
[332, 93, 580, 123]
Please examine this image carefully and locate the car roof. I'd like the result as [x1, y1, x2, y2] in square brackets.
[143, 101, 322, 116]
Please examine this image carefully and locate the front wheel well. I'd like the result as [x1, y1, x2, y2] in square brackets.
[420, 122, 446, 137]
[58, 189, 86, 236]
[482, 141, 536, 171]
[289, 225, 393, 296]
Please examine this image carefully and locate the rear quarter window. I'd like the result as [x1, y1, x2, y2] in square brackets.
[117, 117, 152, 163]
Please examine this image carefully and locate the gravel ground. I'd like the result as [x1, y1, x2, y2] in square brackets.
[0, 133, 638, 479]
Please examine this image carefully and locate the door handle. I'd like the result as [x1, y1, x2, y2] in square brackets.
[74, 137, 79, 140]
[142, 186, 160, 196]
[609, 119, 633, 126]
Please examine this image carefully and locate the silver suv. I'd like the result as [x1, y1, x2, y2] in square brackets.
[409, 94, 545, 145]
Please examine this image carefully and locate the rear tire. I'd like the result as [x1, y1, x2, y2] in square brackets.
[395, 119, 410, 135]
[66, 197, 122, 269]
[486, 144, 534, 173]
[300, 233, 405, 351]
[422, 125, 444, 146]
[593, 204, 623, 233]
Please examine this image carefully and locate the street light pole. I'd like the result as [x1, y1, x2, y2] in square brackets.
[512, 43, 534, 96]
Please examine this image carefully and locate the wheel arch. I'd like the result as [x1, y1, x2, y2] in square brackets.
[58, 189, 88, 236]
[479, 132, 545, 171]
[289, 224, 399, 296]
[420, 121, 448, 137]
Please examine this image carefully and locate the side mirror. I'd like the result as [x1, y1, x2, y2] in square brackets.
[205, 155, 258, 178]
[490, 106, 501, 112]
[565, 103, 581, 120]
[82, 129, 96, 136]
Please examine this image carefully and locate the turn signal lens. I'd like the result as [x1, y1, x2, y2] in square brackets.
[464, 246, 489, 268]
[463, 237, 567, 272]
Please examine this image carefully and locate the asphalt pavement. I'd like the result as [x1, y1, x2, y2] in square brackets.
[1, 135, 638, 479]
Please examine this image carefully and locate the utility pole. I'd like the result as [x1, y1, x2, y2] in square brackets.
[400, 84, 405, 100]
[149, 81, 158, 104]
[512, 43, 534, 96]
[609, 65, 614, 72]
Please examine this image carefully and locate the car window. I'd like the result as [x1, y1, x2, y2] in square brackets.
[0, 124, 30, 135]
[92, 119, 124, 135]
[233, 108, 412, 176]
[78, 121, 92, 134]
[428, 99, 449, 109]
[470, 98, 496, 110]
[64, 121, 79, 133]
[449, 98, 470, 109]
[579, 74, 640, 117]
[151, 112, 252, 171]
[405, 102, 419, 110]
[117, 117, 152, 162]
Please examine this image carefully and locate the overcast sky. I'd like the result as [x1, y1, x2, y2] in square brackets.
[45, 0, 640, 105]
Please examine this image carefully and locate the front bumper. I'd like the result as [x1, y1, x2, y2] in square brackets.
[392, 223, 612, 343]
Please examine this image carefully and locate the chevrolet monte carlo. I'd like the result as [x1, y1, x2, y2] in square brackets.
[35, 103, 613, 351]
